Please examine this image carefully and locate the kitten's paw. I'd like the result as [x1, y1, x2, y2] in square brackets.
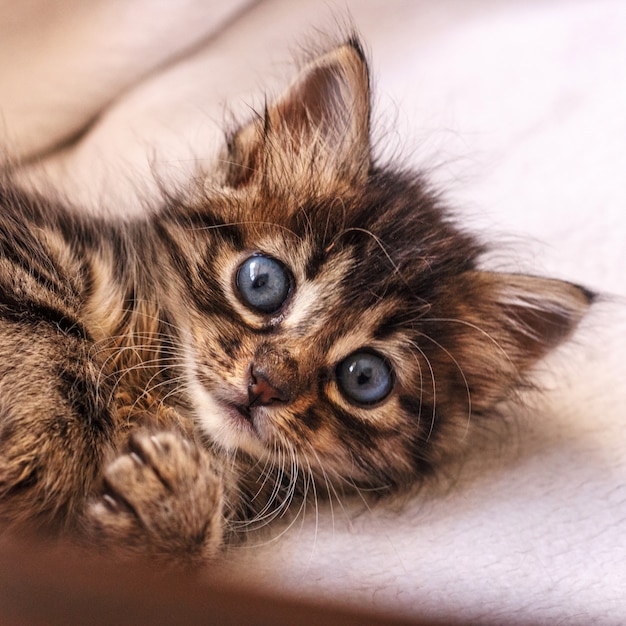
[85, 431, 224, 566]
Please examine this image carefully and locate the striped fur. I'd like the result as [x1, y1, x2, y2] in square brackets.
[0, 40, 591, 565]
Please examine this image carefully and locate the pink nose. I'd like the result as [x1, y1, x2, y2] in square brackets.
[248, 367, 287, 407]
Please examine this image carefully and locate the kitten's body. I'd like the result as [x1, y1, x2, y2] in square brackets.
[0, 40, 591, 565]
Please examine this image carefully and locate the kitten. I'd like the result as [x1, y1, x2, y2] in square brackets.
[0, 38, 591, 566]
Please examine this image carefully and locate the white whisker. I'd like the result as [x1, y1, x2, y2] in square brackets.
[414, 334, 472, 438]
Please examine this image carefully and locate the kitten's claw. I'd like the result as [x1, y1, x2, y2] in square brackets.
[129, 451, 144, 467]
[85, 431, 225, 565]
[102, 493, 120, 512]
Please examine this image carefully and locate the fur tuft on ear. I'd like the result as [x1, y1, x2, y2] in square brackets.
[224, 39, 371, 193]
[474, 272, 592, 361]
[437, 272, 593, 412]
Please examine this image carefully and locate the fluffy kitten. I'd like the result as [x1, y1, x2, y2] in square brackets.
[0, 39, 591, 566]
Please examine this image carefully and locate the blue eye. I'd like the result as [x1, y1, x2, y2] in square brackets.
[336, 350, 393, 406]
[236, 254, 291, 314]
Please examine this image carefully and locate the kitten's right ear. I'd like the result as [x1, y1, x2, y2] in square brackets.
[224, 39, 371, 194]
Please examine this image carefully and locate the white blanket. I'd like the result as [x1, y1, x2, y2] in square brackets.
[1, 1, 625, 623]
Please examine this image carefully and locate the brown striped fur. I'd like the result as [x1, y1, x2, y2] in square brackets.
[0, 39, 591, 565]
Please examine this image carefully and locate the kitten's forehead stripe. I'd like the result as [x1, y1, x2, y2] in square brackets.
[304, 247, 326, 281]
[154, 221, 194, 282]
[173, 208, 246, 250]
[188, 272, 237, 320]
[373, 308, 426, 341]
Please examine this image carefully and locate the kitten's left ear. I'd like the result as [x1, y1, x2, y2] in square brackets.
[454, 272, 593, 409]
[225, 39, 371, 193]
[474, 273, 593, 359]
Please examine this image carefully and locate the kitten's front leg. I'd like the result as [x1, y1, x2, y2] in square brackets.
[84, 431, 226, 568]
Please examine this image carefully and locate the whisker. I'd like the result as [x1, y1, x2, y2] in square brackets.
[420, 316, 515, 372]
[182, 219, 303, 243]
[334, 226, 401, 276]
[405, 339, 437, 442]
[415, 333, 472, 438]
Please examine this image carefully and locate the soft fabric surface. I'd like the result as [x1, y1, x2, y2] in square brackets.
[1, 1, 625, 623]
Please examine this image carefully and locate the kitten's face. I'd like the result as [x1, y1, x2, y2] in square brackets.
[162, 42, 590, 488]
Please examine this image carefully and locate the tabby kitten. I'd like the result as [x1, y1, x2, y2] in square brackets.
[0, 39, 590, 566]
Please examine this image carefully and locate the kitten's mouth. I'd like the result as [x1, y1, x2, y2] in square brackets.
[203, 387, 272, 451]
[232, 403, 252, 423]
[219, 399, 261, 437]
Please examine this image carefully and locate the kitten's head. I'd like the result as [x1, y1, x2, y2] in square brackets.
[162, 40, 591, 489]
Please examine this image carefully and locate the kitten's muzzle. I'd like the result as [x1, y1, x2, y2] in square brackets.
[246, 345, 301, 408]
[247, 364, 289, 407]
